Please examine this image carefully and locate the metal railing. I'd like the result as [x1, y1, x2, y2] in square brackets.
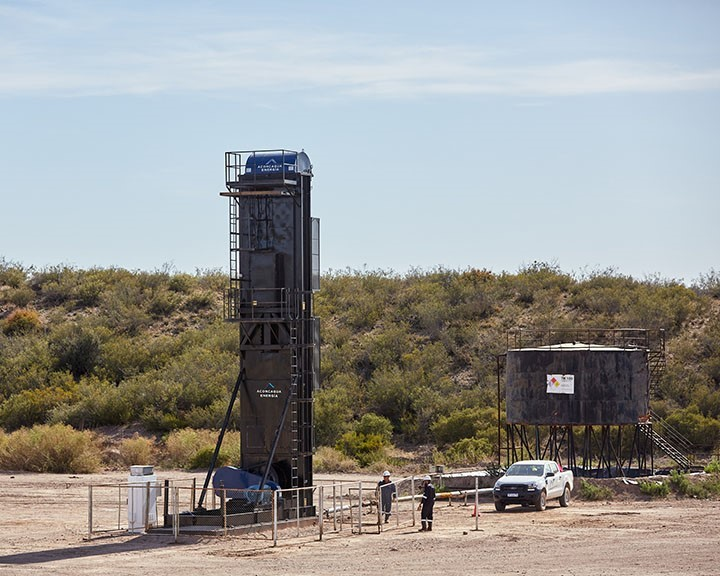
[87, 475, 490, 545]
[509, 328, 665, 351]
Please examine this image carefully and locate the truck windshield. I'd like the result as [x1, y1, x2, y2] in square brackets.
[506, 464, 544, 476]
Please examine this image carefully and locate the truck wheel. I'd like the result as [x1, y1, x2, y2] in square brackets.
[494, 501, 506, 512]
[535, 490, 547, 512]
[559, 485, 571, 507]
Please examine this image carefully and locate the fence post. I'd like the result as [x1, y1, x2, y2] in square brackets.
[395, 482, 399, 527]
[318, 485, 324, 541]
[163, 479, 169, 528]
[87, 485, 93, 541]
[357, 482, 363, 535]
[144, 481, 150, 532]
[173, 487, 180, 543]
[339, 482, 343, 531]
[296, 487, 301, 537]
[474, 476, 479, 532]
[272, 489, 278, 547]
[349, 485, 354, 533]
[221, 488, 227, 536]
[411, 476, 416, 527]
[376, 483, 381, 533]
[332, 483, 337, 531]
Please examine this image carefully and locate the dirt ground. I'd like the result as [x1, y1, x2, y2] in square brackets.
[0, 471, 718, 576]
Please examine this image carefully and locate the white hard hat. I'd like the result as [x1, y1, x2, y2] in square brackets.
[423, 475, 431, 481]
[383, 470, 391, 477]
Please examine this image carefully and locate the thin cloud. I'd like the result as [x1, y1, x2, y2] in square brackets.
[1, 8, 719, 99]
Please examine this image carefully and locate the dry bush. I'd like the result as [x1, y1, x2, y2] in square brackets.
[162, 428, 240, 470]
[2, 308, 42, 336]
[313, 446, 358, 473]
[117, 434, 157, 467]
[0, 424, 102, 473]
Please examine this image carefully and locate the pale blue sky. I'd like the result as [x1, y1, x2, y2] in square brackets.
[1, 0, 718, 283]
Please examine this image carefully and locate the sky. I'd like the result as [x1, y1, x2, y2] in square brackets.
[1, 0, 718, 284]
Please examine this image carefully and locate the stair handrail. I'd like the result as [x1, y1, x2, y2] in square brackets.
[649, 410, 694, 453]
[640, 425, 692, 468]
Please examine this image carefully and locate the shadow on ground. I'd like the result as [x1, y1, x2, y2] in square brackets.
[0, 534, 197, 565]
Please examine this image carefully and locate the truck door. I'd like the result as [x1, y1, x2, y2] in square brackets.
[546, 463, 559, 497]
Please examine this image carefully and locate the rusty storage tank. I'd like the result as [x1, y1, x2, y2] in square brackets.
[506, 343, 649, 425]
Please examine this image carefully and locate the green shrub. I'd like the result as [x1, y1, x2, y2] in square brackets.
[668, 470, 692, 494]
[96, 333, 181, 384]
[182, 399, 239, 430]
[0, 385, 77, 431]
[100, 282, 152, 335]
[355, 413, 393, 443]
[0, 259, 27, 288]
[189, 446, 234, 470]
[196, 269, 227, 292]
[2, 308, 42, 336]
[0, 424, 102, 473]
[317, 269, 398, 331]
[30, 265, 78, 305]
[8, 287, 35, 307]
[335, 431, 386, 467]
[431, 407, 482, 446]
[0, 339, 59, 401]
[430, 406, 498, 451]
[702, 473, 720, 497]
[693, 269, 720, 298]
[704, 459, 720, 474]
[510, 261, 573, 305]
[168, 273, 194, 294]
[436, 437, 492, 467]
[577, 479, 614, 501]
[147, 290, 180, 317]
[668, 469, 720, 498]
[74, 279, 104, 307]
[119, 346, 237, 431]
[333, 412, 396, 467]
[48, 324, 101, 380]
[624, 282, 702, 335]
[48, 377, 131, 428]
[639, 479, 670, 498]
[184, 291, 215, 312]
[365, 367, 414, 430]
[313, 378, 357, 446]
[664, 408, 720, 450]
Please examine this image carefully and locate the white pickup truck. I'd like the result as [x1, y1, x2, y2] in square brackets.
[493, 460, 573, 512]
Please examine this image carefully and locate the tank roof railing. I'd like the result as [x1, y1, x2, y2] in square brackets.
[508, 328, 665, 352]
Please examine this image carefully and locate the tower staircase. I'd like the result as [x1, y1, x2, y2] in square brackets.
[639, 410, 694, 470]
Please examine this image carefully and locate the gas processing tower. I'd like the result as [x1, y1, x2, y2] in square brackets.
[197, 149, 320, 521]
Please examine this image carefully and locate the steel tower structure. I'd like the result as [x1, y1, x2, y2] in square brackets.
[199, 150, 319, 516]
